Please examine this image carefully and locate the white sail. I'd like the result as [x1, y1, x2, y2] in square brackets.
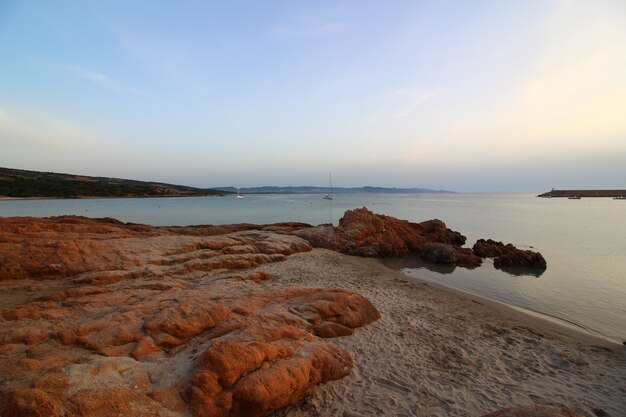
[323, 172, 334, 200]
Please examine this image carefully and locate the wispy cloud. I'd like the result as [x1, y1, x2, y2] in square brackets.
[0, 105, 126, 173]
[116, 30, 200, 90]
[66, 65, 147, 96]
[366, 88, 436, 124]
[273, 4, 354, 39]
[0, 106, 110, 150]
[273, 21, 349, 38]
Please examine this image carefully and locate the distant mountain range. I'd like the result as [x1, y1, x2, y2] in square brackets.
[0, 167, 226, 198]
[0, 167, 450, 199]
[213, 186, 451, 194]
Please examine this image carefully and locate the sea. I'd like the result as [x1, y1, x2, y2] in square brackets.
[1, 192, 625, 344]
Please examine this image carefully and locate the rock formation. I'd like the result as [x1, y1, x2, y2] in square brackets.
[0, 216, 379, 417]
[473, 239, 547, 270]
[0, 210, 552, 416]
[0, 216, 312, 282]
[292, 207, 481, 266]
[420, 242, 481, 266]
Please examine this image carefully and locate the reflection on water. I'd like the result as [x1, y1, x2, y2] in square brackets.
[382, 254, 459, 275]
[382, 253, 543, 277]
[496, 265, 544, 277]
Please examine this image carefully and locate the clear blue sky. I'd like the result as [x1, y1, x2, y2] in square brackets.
[1, 0, 625, 191]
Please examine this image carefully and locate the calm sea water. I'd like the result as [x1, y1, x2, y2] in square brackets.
[1, 193, 625, 343]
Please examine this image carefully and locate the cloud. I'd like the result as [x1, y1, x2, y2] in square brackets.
[379, 2, 626, 168]
[366, 88, 436, 124]
[273, 4, 353, 39]
[66, 65, 146, 96]
[273, 21, 349, 38]
[0, 105, 128, 173]
[0, 106, 113, 151]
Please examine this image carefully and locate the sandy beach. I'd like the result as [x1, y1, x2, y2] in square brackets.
[1, 214, 624, 417]
[261, 249, 626, 417]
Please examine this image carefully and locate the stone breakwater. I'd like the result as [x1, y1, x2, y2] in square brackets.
[0, 210, 551, 417]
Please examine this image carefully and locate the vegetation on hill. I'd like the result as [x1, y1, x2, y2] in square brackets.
[0, 167, 227, 198]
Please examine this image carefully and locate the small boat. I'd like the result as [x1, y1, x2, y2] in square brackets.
[568, 196, 581, 199]
[323, 172, 334, 200]
[236, 187, 244, 199]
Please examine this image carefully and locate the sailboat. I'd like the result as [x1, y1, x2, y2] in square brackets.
[323, 172, 334, 200]
[236, 187, 244, 199]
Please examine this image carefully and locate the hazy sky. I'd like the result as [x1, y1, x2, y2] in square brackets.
[1, 1, 625, 191]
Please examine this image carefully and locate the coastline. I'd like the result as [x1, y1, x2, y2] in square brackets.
[397, 266, 622, 349]
[261, 249, 626, 416]
[1, 213, 624, 417]
[379, 258, 622, 348]
[0, 194, 228, 201]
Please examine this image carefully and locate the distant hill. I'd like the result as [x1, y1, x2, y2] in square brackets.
[214, 186, 451, 194]
[0, 167, 228, 199]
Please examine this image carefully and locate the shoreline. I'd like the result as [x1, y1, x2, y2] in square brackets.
[0, 194, 229, 201]
[381, 255, 625, 348]
[1, 213, 625, 416]
[392, 264, 623, 349]
[261, 249, 626, 416]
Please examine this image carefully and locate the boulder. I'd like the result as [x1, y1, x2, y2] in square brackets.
[421, 242, 457, 263]
[473, 239, 547, 270]
[421, 243, 482, 267]
[1, 388, 63, 417]
[292, 208, 471, 260]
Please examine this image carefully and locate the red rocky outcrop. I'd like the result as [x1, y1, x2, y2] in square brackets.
[0, 216, 379, 417]
[473, 239, 547, 270]
[0, 216, 312, 281]
[292, 207, 480, 266]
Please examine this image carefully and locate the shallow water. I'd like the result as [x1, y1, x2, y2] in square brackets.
[2, 192, 625, 343]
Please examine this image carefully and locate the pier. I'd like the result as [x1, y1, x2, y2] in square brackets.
[538, 189, 626, 198]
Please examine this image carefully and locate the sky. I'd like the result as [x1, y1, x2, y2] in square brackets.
[1, 0, 625, 192]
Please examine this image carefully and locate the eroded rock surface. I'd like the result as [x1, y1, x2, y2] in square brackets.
[0, 216, 312, 282]
[0, 216, 379, 417]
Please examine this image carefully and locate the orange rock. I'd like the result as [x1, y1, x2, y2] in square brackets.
[68, 387, 162, 417]
[1, 388, 63, 417]
[291, 208, 477, 264]
[0, 216, 312, 281]
[130, 336, 161, 360]
[188, 288, 379, 417]
[149, 387, 187, 412]
[0, 216, 379, 417]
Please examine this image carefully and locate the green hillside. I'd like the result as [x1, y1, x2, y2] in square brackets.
[0, 167, 227, 199]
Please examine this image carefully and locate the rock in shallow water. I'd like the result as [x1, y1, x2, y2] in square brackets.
[420, 242, 482, 266]
[473, 239, 547, 270]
